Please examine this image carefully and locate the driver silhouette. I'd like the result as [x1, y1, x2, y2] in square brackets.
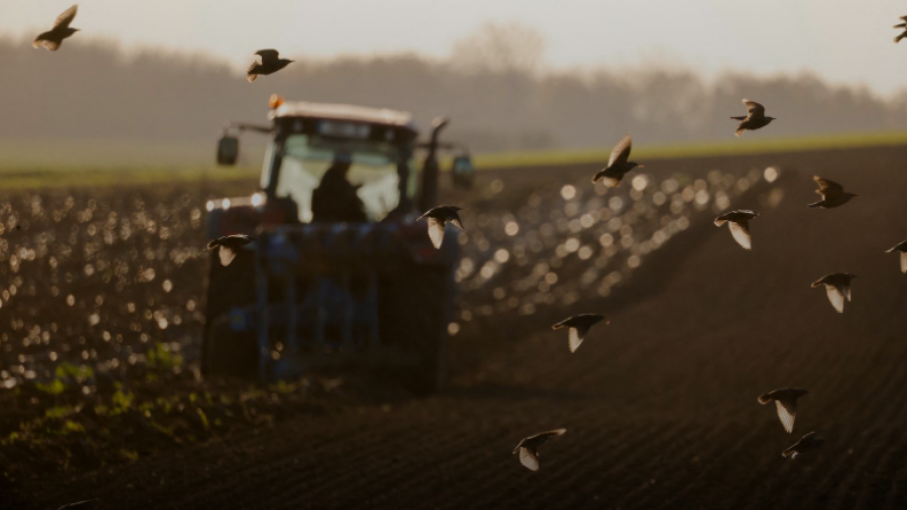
[311, 157, 368, 223]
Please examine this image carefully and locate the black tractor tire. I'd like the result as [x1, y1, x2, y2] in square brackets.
[381, 264, 455, 394]
[201, 248, 257, 380]
[204, 314, 259, 381]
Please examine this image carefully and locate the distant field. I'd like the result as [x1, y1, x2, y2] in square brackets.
[474, 130, 907, 168]
[2, 130, 907, 188]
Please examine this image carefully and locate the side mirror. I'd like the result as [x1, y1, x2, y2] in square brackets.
[451, 155, 475, 189]
[217, 135, 239, 166]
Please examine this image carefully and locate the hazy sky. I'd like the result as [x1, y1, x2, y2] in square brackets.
[4, 0, 907, 95]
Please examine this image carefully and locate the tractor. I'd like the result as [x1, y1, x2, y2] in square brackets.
[202, 95, 474, 391]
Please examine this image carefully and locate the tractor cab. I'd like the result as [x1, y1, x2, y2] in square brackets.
[204, 96, 472, 391]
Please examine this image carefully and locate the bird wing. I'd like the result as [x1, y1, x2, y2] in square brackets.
[743, 99, 765, 118]
[813, 175, 844, 200]
[427, 217, 445, 249]
[728, 221, 752, 250]
[567, 327, 585, 353]
[841, 283, 852, 302]
[218, 246, 237, 267]
[735, 121, 748, 137]
[901, 252, 907, 274]
[247, 62, 261, 81]
[607, 134, 632, 167]
[825, 284, 845, 313]
[54, 5, 78, 30]
[593, 168, 623, 188]
[448, 214, 464, 230]
[38, 38, 62, 51]
[774, 399, 797, 433]
[255, 49, 280, 62]
[602, 175, 623, 188]
[518, 447, 540, 471]
[782, 445, 799, 459]
[569, 324, 595, 353]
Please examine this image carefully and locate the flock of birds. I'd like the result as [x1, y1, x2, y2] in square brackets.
[32, 5, 295, 84]
[419, 98, 907, 472]
[28, 2, 907, 476]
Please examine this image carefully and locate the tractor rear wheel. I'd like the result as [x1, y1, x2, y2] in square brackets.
[204, 314, 258, 381]
[381, 264, 455, 394]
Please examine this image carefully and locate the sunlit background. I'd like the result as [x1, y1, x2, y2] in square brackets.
[3, 0, 907, 167]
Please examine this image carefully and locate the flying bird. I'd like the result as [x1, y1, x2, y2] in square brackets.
[33, 5, 80, 51]
[714, 210, 759, 250]
[782, 431, 824, 459]
[416, 206, 463, 249]
[730, 99, 775, 137]
[811, 273, 856, 314]
[512, 428, 566, 471]
[592, 134, 643, 188]
[758, 387, 809, 433]
[551, 314, 609, 353]
[247, 49, 294, 82]
[207, 234, 256, 267]
[885, 239, 907, 274]
[895, 16, 907, 43]
[808, 175, 858, 209]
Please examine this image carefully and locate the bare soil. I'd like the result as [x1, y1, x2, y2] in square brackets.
[8, 146, 907, 509]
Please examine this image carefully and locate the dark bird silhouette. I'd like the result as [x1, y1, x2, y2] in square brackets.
[811, 273, 856, 314]
[714, 209, 759, 250]
[416, 206, 463, 249]
[247, 49, 294, 82]
[512, 428, 566, 471]
[808, 175, 858, 209]
[895, 16, 907, 43]
[552, 314, 609, 353]
[56, 499, 98, 510]
[33, 5, 80, 51]
[758, 387, 809, 433]
[782, 431, 824, 459]
[730, 99, 775, 137]
[885, 239, 907, 274]
[207, 234, 256, 267]
[592, 134, 643, 188]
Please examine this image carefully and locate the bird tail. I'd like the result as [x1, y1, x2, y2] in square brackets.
[247, 73, 258, 83]
[807, 201, 822, 208]
[730, 116, 747, 121]
[591, 172, 603, 184]
[896, 33, 907, 43]
[551, 321, 567, 330]
[895, 23, 906, 29]
[714, 219, 727, 227]
[782, 448, 798, 459]
[757, 393, 772, 405]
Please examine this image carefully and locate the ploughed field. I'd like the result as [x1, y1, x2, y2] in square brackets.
[6, 145, 907, 509]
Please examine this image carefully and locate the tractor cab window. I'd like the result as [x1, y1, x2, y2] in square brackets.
[268, 134, 413, 223]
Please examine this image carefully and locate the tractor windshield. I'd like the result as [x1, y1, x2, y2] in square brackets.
[264, 134, 415, 223]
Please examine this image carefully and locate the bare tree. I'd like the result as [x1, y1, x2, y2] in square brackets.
[449, 22, 547, 76]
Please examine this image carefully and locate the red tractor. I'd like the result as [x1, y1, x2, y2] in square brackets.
[203, 96, 473, 391]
